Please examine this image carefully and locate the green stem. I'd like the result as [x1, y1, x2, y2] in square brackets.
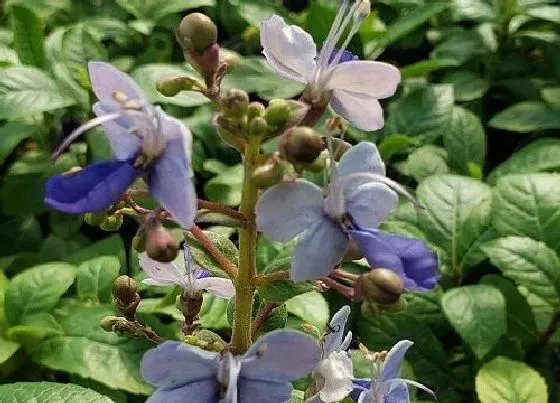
[231, 135, 261, 353]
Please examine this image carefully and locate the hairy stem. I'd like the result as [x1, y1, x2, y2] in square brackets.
[231, 135, 261, 353]
[190, 225, 238, 279]
[197, 199, 246, 221]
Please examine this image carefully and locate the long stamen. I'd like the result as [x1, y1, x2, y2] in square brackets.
[323, 0, 362, 71]
[318, 0, 350, 69]
[329, 12, 366, 67]
[52, 113, 122, 160]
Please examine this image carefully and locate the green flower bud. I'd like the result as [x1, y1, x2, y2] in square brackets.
[248, 116, 268, 137]
[247, 102, 266, 120]
[252, 157, 287, 188]
[145, 221, 180, 263]
[84, 211, 108, 226]
[219, 49, 240, 75]
[221, 89, 249, 118]
[100, 316, 121, 332]
[264, 99, 290, 127]
[176, 13, 218, 52]
[354, 269, 404, 305]
[156, 76, 195, 97]
[280, 127, 324, 165]
[112, 275, 139, 306]
[100, 214, 123, 231]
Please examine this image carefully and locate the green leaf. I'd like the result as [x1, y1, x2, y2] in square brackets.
[0, 338, 20, 364]
[489, 102, 560, 132]
[356, 313, 454, 387]
[0, 216, 42, 256]
[131, 64, 209, 107]
[77, 257, 120, 304]
[386, 85, 455, 141]
[10, 5, 45, 68]
[417, 175, 492, 277]
[481, 275, 538, 345]
[6, 313, 64, 346]
[285, 292, 329, 329]
[204, 164, 243, 206]
[397, 145, 449, 182]
[377, 134, 419, 161]
[444, 106, 486, 174]
[67, 235, 126, 268]
[482, 236, 560, 307]
[256, 235, 297, 272]
[491, 173, 560, 253]
[0, 121, 38, 165]
[400, 58, 459, 79]
[58, 25, 108, 81]
[185, 230, 239, 277]
[0, 66, 76, 119]
[475, 357, 547, 403]
[541, 87, 560, 110]
[31, 305, 152, 394]
[115, 0, 213, 22]
[49, 211, 83, 240]
[199, 294, 230, 329]
[5, 262, 76, 325]
[442, 70, 489, 101]
[525, 5, 560, 23]
[487, 138, 560, 184]
[0, 382, 114, 402]
[257, 257, 315, 302]
[433, 27, 488, 64]
[442, 285, 506, 359]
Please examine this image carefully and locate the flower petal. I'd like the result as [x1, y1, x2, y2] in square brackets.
[44, 159, 140, 214]
[260, 15, 317, 83]
[345, 183, 397, 230]
[323, 305, 351, 355]
[338, 142, 386, 178]
[238, 379, 292, 403]
[256, 180, 324, 242]
[241, 330, 321, 382]
[291, 219, 349, 281]
[149, 137, 197, 229]
[380, 340, 414, 382]
[383, 380, 410, 403]
[92, 102, 141, 160]
[314, 352, 354, 402]
[141, 341, 219, 389]
[330, 90, 384, 131]
[138, 252, 185, 286]
[146, 379, 219, 403]
[88, 61, 145, 103]
[222, 352, 242, 403]
[196, 277, 235, 298]
[159, 110, 193, 167]
[325, 61, 401, 99]
[350, 379, 371, 402]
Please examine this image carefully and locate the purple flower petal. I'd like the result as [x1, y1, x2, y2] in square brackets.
[379, 340, 413, 382]
[239, 379, 292, 403]
[92, 102, 141, 160]
[383, 379, 410, 403]
[88, 61, 145, 103]
[193, 269, 211, 279]
[323, 305, 351, 356]
[350, 379, 371, 401]
[146, 380, 219, 403]
[328, 48, 357, 64]
[45, 159, 140, 214]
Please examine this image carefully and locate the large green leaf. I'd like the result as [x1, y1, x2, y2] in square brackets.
[0, 338, 20, 364]
[491, 173, 560, 253]
[0, 121, 38, 165]
[185, 230, 239, 277]
[9, 5, 45, 68]
[356, 313, 455, 388]
[442, 70, 489, 101]
[0, 66, 76, 118]
[67, 235, 126, 269]
[386, 85, 455, 141]
[482, 236, 560, 307]
[31, 305, 152, 394]
[475, 357, 547, 403]
[417, 175, 492, 277]
[487, 138, 560, 184]
[397, 145, 449, 182]
[257, 257, 315, 302]
[442, 285, 506, 359]
[285, 292, 329, 329]
[444, 106, 486, 175]
[76, 257, 120, 304]
[489, 102, 560, 131]
[4, 262, 76, 325]
[115, 0, 213, 22]
[0, 382, 114, 403]
[204, 164, 243, 206]
[199, 294, 230, 329]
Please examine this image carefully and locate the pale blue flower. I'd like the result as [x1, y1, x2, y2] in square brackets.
[260, 1, 401, 130]
[351, 340, 435, 403]
[256, 142, 399, 280]
[139, 245, 235, 298]
[141, 330, 321, 402]
[44, 62, 196, 228]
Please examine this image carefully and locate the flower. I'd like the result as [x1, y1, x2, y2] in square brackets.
[306, 306, 354, 403]
[347, 229, 438, 291]
[256, 142, 399, 280]
[351, 340, 435, 403]
[260, 1, 401, 131]
[44, 61, 196, 228]
[141, 330, 321, 402]
[139, 244, 235, 298]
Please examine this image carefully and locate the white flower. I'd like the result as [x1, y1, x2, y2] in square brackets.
[260, 0, 401, 131]
[138, 245, 235, 298]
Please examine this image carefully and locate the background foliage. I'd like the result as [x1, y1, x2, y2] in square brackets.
[0, 0, 559, 402]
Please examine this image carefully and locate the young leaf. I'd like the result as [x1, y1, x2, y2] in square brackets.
[76, 257, 120, 303]
[10, 5, 45, 68]
[489, 102, 560, 132]
[257, 257, 315, 302]
[0, 382, 114, 403]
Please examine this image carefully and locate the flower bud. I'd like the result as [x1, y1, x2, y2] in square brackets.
[176, 13, 218, 52]
[132, 229, 146, 253]
[247, 102, 266, 120]
[218, 49, 240, 75]
[248, 116, 268, 137]
[264, 99, 290, 127]
[252, 156, 287, 188]
[280, 127, 324, 165]
[156, 76, 195, 97]
[354, 269, 404, 305]
[84, 211, 108, 226]
[100, 315, 122, 332]
[221, 89, 249, 118]
[179, 291, 204, 327]
[100, 214, 123, 231]
[145, 220, 180, 263]
[113, 275, 139, 306]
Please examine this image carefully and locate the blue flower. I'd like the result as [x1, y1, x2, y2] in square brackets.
[141, 330, 321, 402]
[256, 142, 400, 281]
[347, 229, 438, 291]
[44, 62, 196, 228]
[351, 340, 435, 403]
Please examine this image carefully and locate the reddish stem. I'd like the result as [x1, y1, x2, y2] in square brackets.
[190, 225, 238, 279]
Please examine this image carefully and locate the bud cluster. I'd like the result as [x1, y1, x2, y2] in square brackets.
[112, 275, 140, 321]
[84, 204, 125, 232]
